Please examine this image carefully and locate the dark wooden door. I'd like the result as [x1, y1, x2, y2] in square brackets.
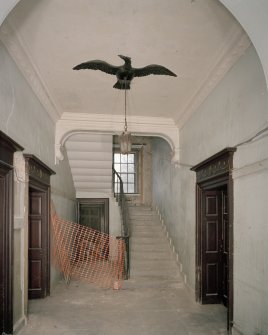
[79, 204, 105, 232]
[202, 190, 228, 304]
[222, 189, 228, 306]
[78, 199, 109, 234]
[0, 167, 13, 334]
[28, 189, 48, 299]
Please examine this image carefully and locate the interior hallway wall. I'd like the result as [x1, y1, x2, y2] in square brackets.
[152, 45, 268, 335]
[0, 40, 76, 332]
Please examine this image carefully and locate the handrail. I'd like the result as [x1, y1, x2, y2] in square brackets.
[112, 167, 130, 279]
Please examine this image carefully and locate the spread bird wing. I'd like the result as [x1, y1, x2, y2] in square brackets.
[73, 60, 119, 75]
[133, 64, 177, 77]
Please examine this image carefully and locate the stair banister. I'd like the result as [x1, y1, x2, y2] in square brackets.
[112, 167, 130, 279]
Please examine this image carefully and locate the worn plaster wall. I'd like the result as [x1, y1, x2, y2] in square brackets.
[152, 45, 268, 335]
[0, 41, 76, 332]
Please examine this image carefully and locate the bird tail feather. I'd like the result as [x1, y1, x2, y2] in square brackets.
[113, 81, 131, 90]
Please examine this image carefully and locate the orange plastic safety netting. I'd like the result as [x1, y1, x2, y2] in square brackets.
[51, 209, 125, 289]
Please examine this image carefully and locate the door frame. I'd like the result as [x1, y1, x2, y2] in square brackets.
[77, 198, 109, 234]
[191, 148, 236, 331]
[0, 131, 23, 334]
[24, 154, 55, 299]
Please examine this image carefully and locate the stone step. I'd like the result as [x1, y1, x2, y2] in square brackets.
[131, 267, 180, 277]
[131, 250, 173, 261]
[130, 243, 171, 253]
[131, 224, 163, 231]
[130, 217, 159, 223]
[123, 277, 183, 289]
[130, 259, 176, 270]
[131, 231, 164, 238]
[130, 219, 160, 226]
[131, 236, 168, 244]
[129, 205, 152, 210]
[128, 205, 181, 289]
[128, 211, 154, 215]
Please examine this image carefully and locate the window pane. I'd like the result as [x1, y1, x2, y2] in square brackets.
[113, 152, 137, 194]
[114, 153, 121, 163]
[128, 174, 134, 183]
[128, 154, 134, 163]
[121, 164, 128, 172]
[128, 164, 134, 172]
[114, 163, 120, 172]
[128, 184, 134, 193]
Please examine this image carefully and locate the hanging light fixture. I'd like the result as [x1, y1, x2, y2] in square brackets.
[119, 81, 132, 154]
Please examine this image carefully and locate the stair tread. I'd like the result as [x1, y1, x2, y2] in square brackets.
[128, 205, 180, 287]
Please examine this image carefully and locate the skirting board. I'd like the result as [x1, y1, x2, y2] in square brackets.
[232, 325, 244, 335]
[154, 205, 194, 296]
[13, 316, 27, 334]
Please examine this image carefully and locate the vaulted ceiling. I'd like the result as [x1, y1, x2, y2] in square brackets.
[0, 0, 250, 129]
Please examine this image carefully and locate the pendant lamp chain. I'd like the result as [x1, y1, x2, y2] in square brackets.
[119, 79, 132, 154]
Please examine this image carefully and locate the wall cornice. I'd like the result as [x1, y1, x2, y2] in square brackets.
[0, 20, 61, 122]
[176, 26, 251, 129]
[55, 112, 180, 163]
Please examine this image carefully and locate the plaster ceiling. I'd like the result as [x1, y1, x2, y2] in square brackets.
[2, 0, 250, 127]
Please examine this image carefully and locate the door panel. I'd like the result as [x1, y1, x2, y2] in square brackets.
[222, 189, 228, 306]
[28, 190, 48, 299]
[201, 189, 229, 306]
[202, 190, 222, 304]
[0, 176, 6, 333]
[78, 199, 109, 235]
[0, 168, 13, 334]
[80, 205, 104, 232]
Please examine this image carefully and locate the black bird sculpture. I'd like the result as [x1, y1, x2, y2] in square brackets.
[73, 55, 177, 89]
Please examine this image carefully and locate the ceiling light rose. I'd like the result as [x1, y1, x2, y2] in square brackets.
[119, 81, 132, 154]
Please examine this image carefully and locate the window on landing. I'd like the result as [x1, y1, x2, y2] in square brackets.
[113, 152, 138, 194]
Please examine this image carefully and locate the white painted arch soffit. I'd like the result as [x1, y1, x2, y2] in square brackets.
[55, 112, 180, 163]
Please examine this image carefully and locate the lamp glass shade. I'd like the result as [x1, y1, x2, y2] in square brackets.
[119, 131, 132, 154]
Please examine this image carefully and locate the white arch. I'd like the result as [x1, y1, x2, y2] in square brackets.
[0, 0, 19, 27]
[55, 113, 180, 164]
[219, 0, 268, 88]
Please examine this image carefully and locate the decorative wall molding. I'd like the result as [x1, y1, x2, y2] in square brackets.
[0, 20, 61, 122]
[24, 154, 55, 186]
[191, 147, 236, 183]
[176, 26, 251, 129]
[55, 112, 180, 164]
[232, 158, 268, 180]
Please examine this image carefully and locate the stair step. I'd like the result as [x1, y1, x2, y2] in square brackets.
[130, 244, 171, 253]
[131, 268, 180, 277]
[131, 226, 161, 231]
[131, 231, 164, 238]
[131, 260, 176, 269]
[131, 250, 172, 260]
[130, 220, 161, 226]
[127, 205, 181, 288]
[131, 236, 167, 243]
[123, 278, 183, 289]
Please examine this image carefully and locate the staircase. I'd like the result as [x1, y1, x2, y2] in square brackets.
[65, 133, 113, 195]
[126, 205, 182, 289]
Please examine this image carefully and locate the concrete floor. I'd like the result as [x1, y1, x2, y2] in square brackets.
[19, 206, 227, 334]
[18, 277, 227, 335]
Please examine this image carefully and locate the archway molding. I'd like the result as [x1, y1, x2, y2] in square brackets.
[55, 113, 180, 164]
